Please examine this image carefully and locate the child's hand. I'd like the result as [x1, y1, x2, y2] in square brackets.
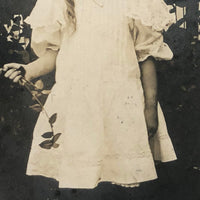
[1, 63, 26, 83]
[144, 106, 158, 139]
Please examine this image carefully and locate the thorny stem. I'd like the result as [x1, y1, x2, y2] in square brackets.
[20, 77, 54, 133]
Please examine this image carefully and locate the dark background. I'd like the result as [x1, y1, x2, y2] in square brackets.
[0, 0, 200, 199]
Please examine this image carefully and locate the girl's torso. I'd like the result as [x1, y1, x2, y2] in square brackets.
[56, 0, 139, 84]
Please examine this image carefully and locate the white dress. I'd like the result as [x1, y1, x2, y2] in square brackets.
[25, 0, 177, 189]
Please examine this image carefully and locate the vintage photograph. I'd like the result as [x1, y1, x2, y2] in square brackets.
[0, 0, 200, 199]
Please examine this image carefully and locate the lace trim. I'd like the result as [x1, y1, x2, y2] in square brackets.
[126, 0, 175, 31]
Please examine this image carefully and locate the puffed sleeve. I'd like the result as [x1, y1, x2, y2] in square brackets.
[126, 0, 175, 62]
[24, 0, 69, 57]
[132, 20, 173, 62]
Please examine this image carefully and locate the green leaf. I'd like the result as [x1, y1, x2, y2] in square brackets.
[52, 133, 62, 144]
[49, 113, 57, 125]
[42, 132, 54, 138]
[39, 140, 53, 149]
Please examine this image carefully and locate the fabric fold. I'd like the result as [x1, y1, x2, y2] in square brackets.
[131, 19, 173, 62]
[24, 0, 69, 57]
[126, 0, 175, 32]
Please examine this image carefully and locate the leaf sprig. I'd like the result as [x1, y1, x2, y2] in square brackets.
[19, 77, 62, 149]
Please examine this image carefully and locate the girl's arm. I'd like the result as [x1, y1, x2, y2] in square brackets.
[25, 49, 58, 81]
[2, 49, 58, 82]
[139, 57, 158, 138]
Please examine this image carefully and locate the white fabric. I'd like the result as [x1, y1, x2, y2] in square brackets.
[132, 19, 173, 62]
[24, 0, 72, 56]
[25, 0, 177, 189]
[126, 0, 175, 31]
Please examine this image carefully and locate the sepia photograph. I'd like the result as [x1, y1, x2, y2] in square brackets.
[0, 0, 200, 199]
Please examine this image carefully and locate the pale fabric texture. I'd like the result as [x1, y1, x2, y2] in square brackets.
[25, 0, 177, 189]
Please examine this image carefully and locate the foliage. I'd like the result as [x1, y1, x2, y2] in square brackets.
[19, 73, 61, 149]
[0, 14, 56, 148]
[0, 14, 33, 65]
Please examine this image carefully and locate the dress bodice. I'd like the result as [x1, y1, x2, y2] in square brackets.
[59, 0, 137, 73]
